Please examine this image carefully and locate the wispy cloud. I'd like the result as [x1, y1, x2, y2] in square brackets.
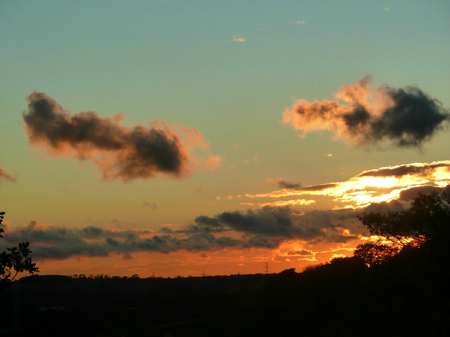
[382, 7, 389, 11]
[23, 92, 221, 181]
[282, 77, 450, 148]
[295, 20, 306, 25]
[252, 199, 315, 207]
[232, 38, 246, 42]
[0, 163, 17, 185]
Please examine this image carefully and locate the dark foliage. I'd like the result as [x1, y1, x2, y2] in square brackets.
[0, 212, 39, 290]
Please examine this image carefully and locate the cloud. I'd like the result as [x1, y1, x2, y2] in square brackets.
[265, 177, 301, 189]
[398, 186, 444, 202]
[257, 199, 315, 207]
[123, 253, 134, 260]
[246, 161, 450, 208]
[356, 161, 450, 178]
[23, 92, 221, 181]
[232, 38, 246, 42]
[0, 220, 248, 260]
[0, 162, 17, 185]
[142, 201, 157, 209]
[195, 206, 364, 243]
[296, 20, 306, 25]
[282, 77, 450, 148]
[382, 7, 389, 11]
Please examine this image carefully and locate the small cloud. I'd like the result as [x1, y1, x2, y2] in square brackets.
[216, 196, 221, 200]
[265, 177, 301, 189]
[195, 185, 209, 196]
[123, 253, 134, 260]
[254, 155, 259, 162]
[326, 154, 333, 157]
[243, 159, 250, 164]
[295, 20, 306, 25]
[142, 201, 157, 210]
[382, 7, 389, 11]
[232, 38, 246, 42]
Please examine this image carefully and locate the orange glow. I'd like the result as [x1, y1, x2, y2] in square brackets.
[243, 161, 450, 209]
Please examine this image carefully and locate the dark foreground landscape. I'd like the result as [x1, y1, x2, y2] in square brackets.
[1, 247, 448, 337]
[1, 193, 450, 337]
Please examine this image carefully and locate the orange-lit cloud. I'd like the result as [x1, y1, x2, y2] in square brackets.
[232, 38, 246, 42]
[282, 77, 449, 148]
[246, 161, 450, 208]
[23, 92, 221, 182]
[255, 199, 315, 207]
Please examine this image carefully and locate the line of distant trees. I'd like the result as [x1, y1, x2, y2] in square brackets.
[70, 274, 140, 279]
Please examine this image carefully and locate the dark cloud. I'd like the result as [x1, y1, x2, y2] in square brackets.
[265, 177, 301, 189]
[370, 86, 449, 147]
[299, 183, 339, 192]
[0, 221, 267, 260]
[399, 186, 444, 202]
[283, 77, 450, 148]
[23, 92, 220, 181]
[278, 180, 301, 189]
[357, 162, 450, 178]
[287, 249, 313, 256]
[123, 253, 134, 260]
[196, 206, 366, 243]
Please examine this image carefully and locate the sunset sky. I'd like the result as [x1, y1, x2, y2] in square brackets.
[1, 0, 449, 278]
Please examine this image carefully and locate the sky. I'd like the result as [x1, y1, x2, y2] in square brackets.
[1, 0, 450, 278]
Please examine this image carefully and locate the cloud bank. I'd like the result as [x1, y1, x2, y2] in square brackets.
[1, 203, 372, 260]
[23, 92, 221, 181]
[282, 77, 450, 148]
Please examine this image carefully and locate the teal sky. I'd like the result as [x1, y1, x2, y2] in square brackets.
[1, 0, 449, 277]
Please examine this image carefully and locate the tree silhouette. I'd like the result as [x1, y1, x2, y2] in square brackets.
[0, 211, 39, 290]
[355, 191, 450, 265]
[354, 241, 399, 267]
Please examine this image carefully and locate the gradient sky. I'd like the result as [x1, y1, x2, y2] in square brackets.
[1, 0, 450, 278]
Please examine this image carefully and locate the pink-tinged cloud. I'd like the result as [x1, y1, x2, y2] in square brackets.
[0, 162, 17, 185]
[282, 76, 450, 148]
[232, 38, 246, 42]
[23, 92, 221, 181]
